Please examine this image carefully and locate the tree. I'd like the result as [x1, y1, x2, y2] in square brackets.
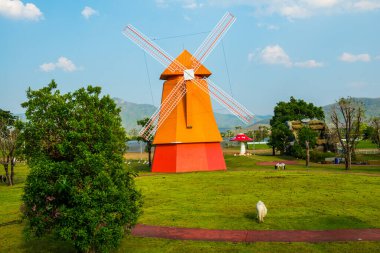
[298, 126, 318, 167]
[269, 97, 324, 155]
[136, 118, 153, 167]
[370, 117, 380, 148]
[270, 96, 325, 127]
[330, 97, 364, 170]
[257, 125, 270, 142]
[21, 81, 142, 253]
[0, 109, 19, 186]
[268, 123, 293, 155]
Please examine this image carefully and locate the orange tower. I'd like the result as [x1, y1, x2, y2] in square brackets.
[152, 50, 226, 172]
[123, 12, 254, 173]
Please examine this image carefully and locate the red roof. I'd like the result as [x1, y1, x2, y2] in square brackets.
[230, 133, 253, 142]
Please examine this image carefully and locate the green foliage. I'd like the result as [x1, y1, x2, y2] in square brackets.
[21, 80, 142, 253]
[268, 123, 293, 154]
[298, 126, 318, 149]
[269, 97, 324, 154]
[289, 142, 306, 159]
[270, 96, 325, 127]
[370, 117, 380, 148]
[136, 118, 153, 167]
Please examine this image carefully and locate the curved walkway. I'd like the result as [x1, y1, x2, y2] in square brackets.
[132, 224, 380, 243]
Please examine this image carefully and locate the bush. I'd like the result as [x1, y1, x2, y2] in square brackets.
[21, 81, 142, 253]
[310, 151, 335, 163]
[289, 142, 306, 159]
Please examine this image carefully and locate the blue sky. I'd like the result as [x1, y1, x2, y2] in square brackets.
[1, 0, 380, 117]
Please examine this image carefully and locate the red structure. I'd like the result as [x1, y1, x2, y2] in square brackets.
[123, 12, 254, 172]
[230, 133, 253, 155]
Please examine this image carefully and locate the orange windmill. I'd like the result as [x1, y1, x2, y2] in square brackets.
[123, 12, 254, 173]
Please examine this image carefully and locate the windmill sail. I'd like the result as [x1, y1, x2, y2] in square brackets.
[123, 12, 253, 141]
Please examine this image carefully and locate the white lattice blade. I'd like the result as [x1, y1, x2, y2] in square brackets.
[207, 78, 254, 120]
[192, 12, 236, 69]
[122, 25, 185, 72]
[191, 78, 254, 124]
[139, 78, 186, 139]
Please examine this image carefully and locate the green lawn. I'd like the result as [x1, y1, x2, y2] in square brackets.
[356, 140, 379, 149]
[1, 156, 380, 252]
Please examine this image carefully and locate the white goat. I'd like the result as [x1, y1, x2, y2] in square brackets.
[256, 201, 267, 223]
[275, 163, 286, 170]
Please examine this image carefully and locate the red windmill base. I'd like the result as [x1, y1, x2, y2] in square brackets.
[152, 143, 226, 173]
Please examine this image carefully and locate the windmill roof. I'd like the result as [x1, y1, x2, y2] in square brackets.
[160, 50, 212, 80]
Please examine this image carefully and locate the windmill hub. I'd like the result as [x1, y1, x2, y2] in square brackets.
[184, 69, 195, 81]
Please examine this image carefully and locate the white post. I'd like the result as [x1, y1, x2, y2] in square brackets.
[240, 142, 246, 155]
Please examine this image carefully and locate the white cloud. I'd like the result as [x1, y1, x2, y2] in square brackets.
[40, 62, 56, 72]
[155, 0, 169, 8]
[204, 0, 380, 19]
[81, 6, 98, 19]
[253, 45, 323, 68]
[339, 52, 371, 62]
[305, 0, 339, 8]
[257, 22, 279, 30]
[280, 5, 310, 19]
[294, 60, 324, 68]
[40, 57, 78, 72]
[352, 0, 380, 10]
[0, 0, 43, 21]
[259, 45, 292, 67]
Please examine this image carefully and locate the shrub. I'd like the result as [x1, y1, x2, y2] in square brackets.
[310, 151, 335, 163]
[21, 81, 142, 253]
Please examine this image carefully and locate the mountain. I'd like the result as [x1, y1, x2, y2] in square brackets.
[113, 98, 272, 132]
[323, 97, 380, 121]
[113, 98, 156, 131]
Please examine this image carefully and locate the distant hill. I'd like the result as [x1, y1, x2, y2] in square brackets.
[113, 98, 156, 131]
[323, 97, 380, 121]
[113, 98, 272, 132]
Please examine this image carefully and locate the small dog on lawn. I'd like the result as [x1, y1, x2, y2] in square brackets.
[256, 201, 267, 223]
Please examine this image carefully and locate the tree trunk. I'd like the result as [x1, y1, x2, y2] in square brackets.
[10, 159, 15, 186]
[305, 141, 310, 168]
[4, 163, 10, 186]
[346, 149, 352, 170]
[148, 149, 152, 167]
[272, 146, 275, 156]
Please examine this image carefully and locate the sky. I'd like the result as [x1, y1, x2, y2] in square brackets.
[1, 0, 380, 118]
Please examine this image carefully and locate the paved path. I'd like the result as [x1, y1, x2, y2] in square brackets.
[132, 224, 380, 243]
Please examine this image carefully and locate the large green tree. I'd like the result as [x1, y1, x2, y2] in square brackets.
[21, 81, 142, 253]
[269, 97, 324, 155]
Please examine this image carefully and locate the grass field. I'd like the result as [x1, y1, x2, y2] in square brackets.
[1, 152, 380, 252]
[356, 140, 379, 149]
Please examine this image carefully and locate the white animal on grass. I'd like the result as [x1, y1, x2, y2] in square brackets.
[256, 201, 267, 223]
[275, 163, 286, 170]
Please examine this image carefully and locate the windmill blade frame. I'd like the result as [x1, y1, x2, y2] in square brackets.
[192, 77, 254, 124]
[192, 12, 236, 70]
[139, 77, 186, 140]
